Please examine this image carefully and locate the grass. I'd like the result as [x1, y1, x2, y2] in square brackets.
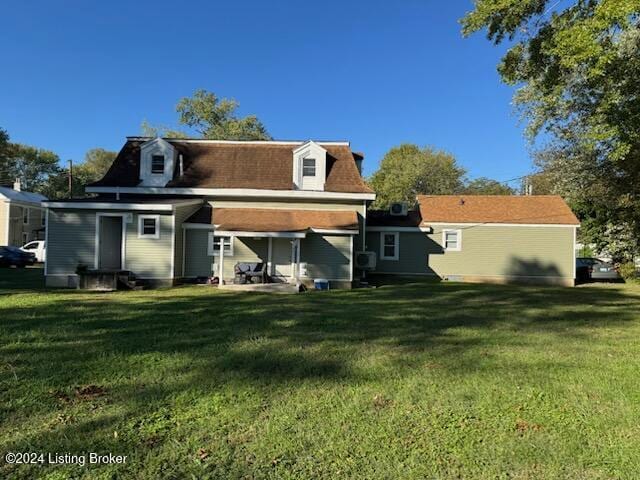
[1, 269, 640, 479]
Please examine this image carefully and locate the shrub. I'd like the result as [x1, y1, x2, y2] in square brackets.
[618, 262, 638, 281]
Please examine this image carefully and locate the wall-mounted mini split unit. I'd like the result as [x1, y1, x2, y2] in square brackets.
[355, 251, 376, 270]
[389, 202, 408, 216]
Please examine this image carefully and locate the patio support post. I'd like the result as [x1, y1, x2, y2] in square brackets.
[218, 236, 224, 284]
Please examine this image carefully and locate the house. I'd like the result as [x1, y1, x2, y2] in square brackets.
[366, 195, 579, 286]
[42, 137, 375, 288]
[0, 180, 47, 247]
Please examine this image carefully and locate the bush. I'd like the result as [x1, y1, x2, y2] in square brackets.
[618, 262, 638, 281]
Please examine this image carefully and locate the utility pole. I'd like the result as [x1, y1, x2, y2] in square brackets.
[68, 159, 73, 196]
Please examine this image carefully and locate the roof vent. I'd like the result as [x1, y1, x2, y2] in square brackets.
[13, 178, 21, 192]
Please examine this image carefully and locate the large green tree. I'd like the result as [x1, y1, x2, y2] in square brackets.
[369, 144, 466, 209]
[143, 89, 271, 141]
[40, 148, 117, 200]
[3, 144, 60, 192]
[463, 1, 640, 261]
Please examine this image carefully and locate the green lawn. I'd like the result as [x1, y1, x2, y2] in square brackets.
[1, 269, 639, 479]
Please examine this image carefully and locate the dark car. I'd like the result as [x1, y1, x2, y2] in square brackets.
[576, 257, 621, 282]
[0, 246, 36, 268]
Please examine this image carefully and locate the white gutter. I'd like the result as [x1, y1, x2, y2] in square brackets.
[43, 199, 202, 211]
[85, 186, 376, 201]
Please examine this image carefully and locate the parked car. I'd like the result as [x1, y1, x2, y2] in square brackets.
[20, 240, 46, 262]
[0, 246, 36, 267]
[576, 257, 621, 282]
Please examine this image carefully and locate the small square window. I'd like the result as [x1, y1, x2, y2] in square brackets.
[380, 232, 399, 261]
[151, 155, 165, 174]
[208, 234, 234, 256]
[443, 229, 461, 251]
[138, 215, 160, 239]
[302, 158, 316, 177]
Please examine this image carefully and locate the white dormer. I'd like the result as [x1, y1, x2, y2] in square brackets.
[292, 141, 327, 191]
[139, 138, 177, 187]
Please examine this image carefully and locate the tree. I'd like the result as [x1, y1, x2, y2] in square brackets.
[5, 144, 60, 192]
[463, 1, 640, 261]
[369, 144, 466, 209]
[143, 89, 271, 140]
[81, 148, 117, 180]
[463, 177, 515, 195]
[39, 148, 117, 200]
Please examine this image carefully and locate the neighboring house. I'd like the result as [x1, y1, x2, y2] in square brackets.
[367, 195, 580, 286]
[43, 137, 375, 288]
[0, 181, 47, 247]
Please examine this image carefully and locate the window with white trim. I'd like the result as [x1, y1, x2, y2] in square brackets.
[442, 229, 461, 251]
[302, 158, 316, 177]
[207, 233, 234, 256]
[23, 207, 29, 225]
[151, 155, 165, 174]
[138, 215, 160, 239]
[380, 232, 399, 260]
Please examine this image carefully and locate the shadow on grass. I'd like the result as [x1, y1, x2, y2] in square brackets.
[1, 279, 639, 473]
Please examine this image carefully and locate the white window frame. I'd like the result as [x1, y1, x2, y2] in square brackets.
[302, 158, 316, 177]
[138, 214, 160, 239]
[442, 229, 462, 252]
[207, 233, 234, 256]
[23, 207, 29, 225]
[380, 231, 399, 261]
[151, 154, 165, 175]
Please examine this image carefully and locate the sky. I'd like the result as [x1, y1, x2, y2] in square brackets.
[0, 0, 532, 183]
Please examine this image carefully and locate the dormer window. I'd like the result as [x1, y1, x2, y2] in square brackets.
[151, 155, 165, 174]
[293, 141, 327, 191]
[302, 158, 316, 177]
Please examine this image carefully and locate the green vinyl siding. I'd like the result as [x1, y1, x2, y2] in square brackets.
[368, 225, 575, 281]
[184, 232, 268, 279]
[47, 209, 174, 279]
[214, 237, 268, 279]
[47, 210, 97, 274]
[301, 234, 352, 280]
[125, 214, 173, 278]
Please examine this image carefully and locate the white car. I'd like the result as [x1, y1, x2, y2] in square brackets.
[20, 240, 46, 262]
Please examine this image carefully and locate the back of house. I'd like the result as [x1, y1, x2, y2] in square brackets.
[43, 136, 579, 288]
[367, 195, 579, 286]
[43, 137, 374, 288]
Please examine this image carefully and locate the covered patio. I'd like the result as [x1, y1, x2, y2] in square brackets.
[182, 206, 359, 286]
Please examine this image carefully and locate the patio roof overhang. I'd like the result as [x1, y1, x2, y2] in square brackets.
[183, 206, 359, 236]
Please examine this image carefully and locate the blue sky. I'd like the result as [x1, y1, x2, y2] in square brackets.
[0, 0, 531, 182]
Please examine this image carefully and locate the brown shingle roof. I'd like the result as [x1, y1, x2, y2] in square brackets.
[186, 205, 359, 232]
[417, 195, 579, 225]
[91, 139, 372, 194]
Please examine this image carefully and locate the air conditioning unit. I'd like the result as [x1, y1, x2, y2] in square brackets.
[389, 202, 408, 216]
[355, 251, 376, 270]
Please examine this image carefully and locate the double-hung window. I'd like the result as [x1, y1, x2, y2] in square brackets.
[138, 215, 160, 239]
[380, 232, 399, 261]
[151, 155, 165, 174]
[442, 229, 461, 251]
[302, 158, 316, 177]
[208, 234, 234, 256]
